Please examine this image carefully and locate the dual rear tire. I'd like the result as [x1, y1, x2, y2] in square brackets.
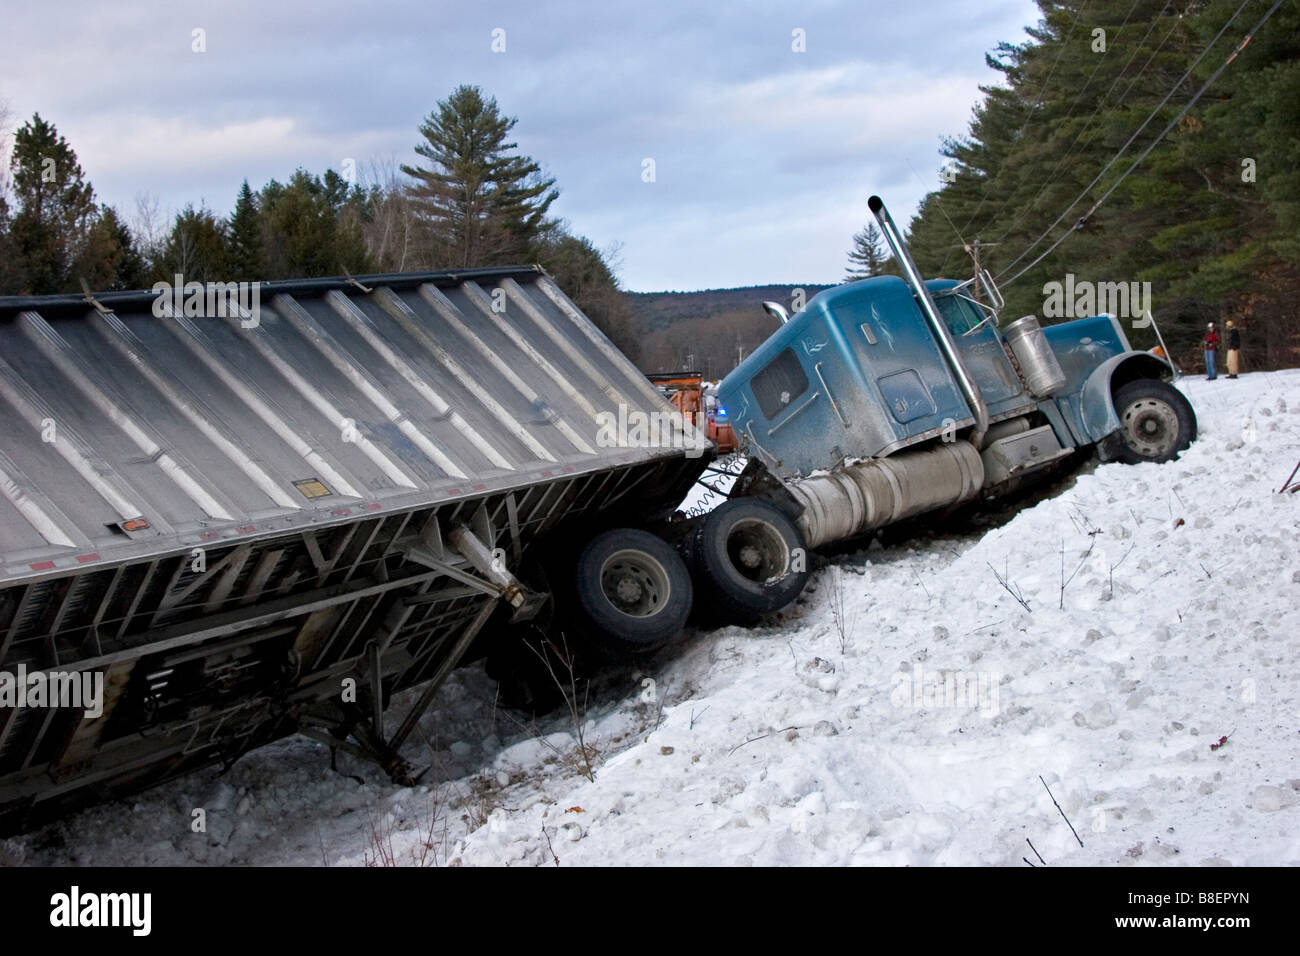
[682, 499, 810, 627]
[566, 500, 810, 661]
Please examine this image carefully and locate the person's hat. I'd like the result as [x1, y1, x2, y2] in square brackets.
[1227, 320, 1234, 327]
[1207, 322, 1214, 328]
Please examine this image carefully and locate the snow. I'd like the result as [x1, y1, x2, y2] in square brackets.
[6, 370, 1299, 867]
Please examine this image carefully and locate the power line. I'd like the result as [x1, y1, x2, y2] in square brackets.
[998, 0, 1287, 288]
[995, 0, 1258, 282]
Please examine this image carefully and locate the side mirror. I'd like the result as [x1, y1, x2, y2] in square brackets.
[762, 301, 789, 325]
[980, 268, 1005, 312]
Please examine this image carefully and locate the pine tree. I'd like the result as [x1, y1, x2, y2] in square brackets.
[259, 169, 374, 278]
[7, 113, 98, 293]
[228, 180, 265, 279]
[155, 204, 231, 283]
[76, 205, 146, 290]
[845, 222, 889, 280]
[402, 85, 558, 267]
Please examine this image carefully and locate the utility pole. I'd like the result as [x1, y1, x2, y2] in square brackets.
[951, 239, 1000, 302]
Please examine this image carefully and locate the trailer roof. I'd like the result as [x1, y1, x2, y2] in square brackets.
[0, 267, 701, 583]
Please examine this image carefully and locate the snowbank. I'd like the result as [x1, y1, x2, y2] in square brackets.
[9, 370, 1298, 867]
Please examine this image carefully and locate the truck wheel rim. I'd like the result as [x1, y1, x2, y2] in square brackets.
[1121, 397, 1179, 458]
[600, 550, 670, 618]
[726, 518, 790, 584]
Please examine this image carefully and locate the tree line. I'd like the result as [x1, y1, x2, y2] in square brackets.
[0, 86, 640, 360]
[844, 0, 1299, 371]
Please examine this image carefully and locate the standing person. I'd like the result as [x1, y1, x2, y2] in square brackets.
[1226, 320, 1241, 378]
[1203, 322, 1220, 380]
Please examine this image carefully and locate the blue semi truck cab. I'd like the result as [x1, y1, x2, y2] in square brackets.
[713, 195, 1196, 550]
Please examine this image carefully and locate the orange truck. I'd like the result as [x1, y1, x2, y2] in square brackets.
[647, 371, 739, 453]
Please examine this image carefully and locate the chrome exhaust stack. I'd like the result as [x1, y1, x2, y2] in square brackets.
[869, 195, 989, 448]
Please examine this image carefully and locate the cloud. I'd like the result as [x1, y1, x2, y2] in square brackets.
[0, 0, 1042, 290]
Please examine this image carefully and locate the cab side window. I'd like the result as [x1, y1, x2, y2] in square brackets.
[751, 348, 810, 419]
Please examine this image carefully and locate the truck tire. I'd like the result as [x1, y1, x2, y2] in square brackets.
[1113, 379, 1197, 464]
[686, 499, 809, 625]
[572, 528, 693, 659]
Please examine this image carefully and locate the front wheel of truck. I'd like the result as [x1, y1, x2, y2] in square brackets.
[686, 499, 810, 625]
[1113, 379, 1197, 464]
[572, 528, 693, 659]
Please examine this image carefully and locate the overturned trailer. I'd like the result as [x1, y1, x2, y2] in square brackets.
[0, 266, 713, 831]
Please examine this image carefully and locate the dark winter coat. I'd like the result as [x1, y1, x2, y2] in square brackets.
[1228, 328, 1241, 350]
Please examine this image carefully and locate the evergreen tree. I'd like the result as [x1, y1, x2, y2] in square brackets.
[402, 85, 558, 267]
[7, 113, 98, 293]
[901, 0, 1300, 368]
[259, 169, 374, 278]
[155, 204, 231, 283]
[228, 180, 265, 279]
[76, 205, 146, 290]
[845, 222, 889, 280]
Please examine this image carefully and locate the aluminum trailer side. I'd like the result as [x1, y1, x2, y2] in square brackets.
[0, 266, 707, 831]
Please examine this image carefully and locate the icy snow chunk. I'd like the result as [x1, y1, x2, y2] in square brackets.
[796, 791, 827, 816]
[1126, 686, 1155, 709]
[202, 782, 237, 812]
[1253, 785, 1296, 812]
[1073, 702, 1116, 729]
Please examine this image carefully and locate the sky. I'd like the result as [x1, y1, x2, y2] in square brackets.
[0, 0, 1042, 292]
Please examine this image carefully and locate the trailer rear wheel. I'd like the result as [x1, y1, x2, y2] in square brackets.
[1113, 379, 1196, 464]
[573, 529, 693, 659]
[686, 499, 809, 625]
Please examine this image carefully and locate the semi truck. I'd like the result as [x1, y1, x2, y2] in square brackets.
[0, 196, 1196, 831]
[711, 196, 1196, 552]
